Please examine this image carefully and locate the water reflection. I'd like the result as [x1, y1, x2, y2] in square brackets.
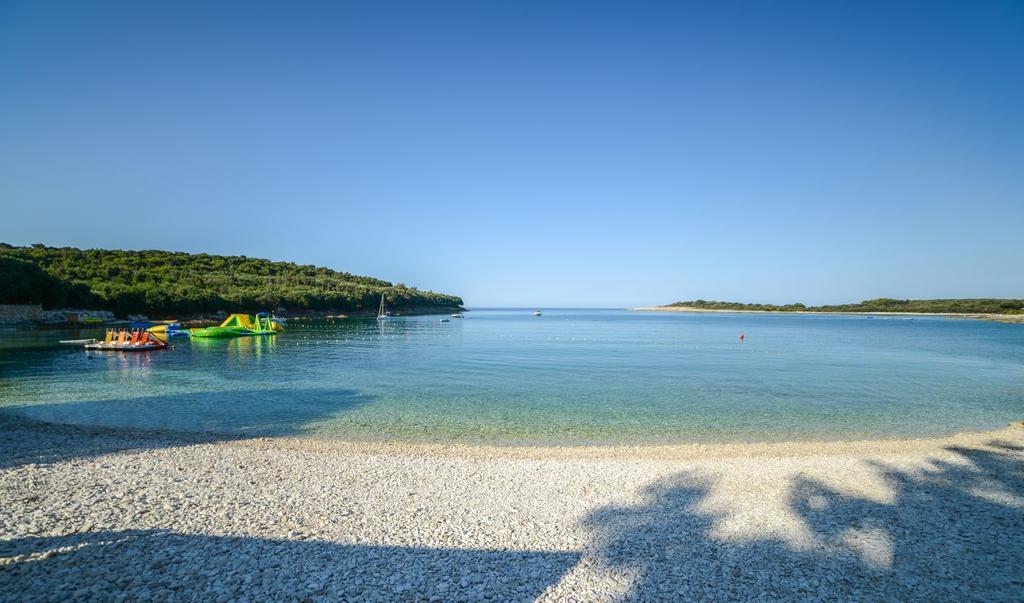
[92, 349, 158, 381]
[188, 335, 277, 358]
[226, 335, 276, 359]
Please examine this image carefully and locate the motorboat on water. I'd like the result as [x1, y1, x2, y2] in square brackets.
[533, 310, 542, 316]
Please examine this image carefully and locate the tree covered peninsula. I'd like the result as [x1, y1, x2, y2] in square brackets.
[0, 244, 463, 316]
[662, 299, 1024, 314]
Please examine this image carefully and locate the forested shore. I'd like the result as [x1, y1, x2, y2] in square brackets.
[0, 244, 463, 317]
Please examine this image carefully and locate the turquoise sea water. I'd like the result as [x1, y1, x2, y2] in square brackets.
[1, 310, 1022, 444]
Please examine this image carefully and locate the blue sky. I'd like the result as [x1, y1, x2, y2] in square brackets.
[1, 1, 1022, 307]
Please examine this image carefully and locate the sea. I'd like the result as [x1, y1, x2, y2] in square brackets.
[1, 309, 1022, 444]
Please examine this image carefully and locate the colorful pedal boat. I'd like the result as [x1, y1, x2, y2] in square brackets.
[83, 329, 168, 351]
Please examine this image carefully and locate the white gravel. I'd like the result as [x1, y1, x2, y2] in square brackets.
[2, 416, 1022, 601]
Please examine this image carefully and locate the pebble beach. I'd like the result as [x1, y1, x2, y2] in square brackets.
[2, 416, 1022, 601]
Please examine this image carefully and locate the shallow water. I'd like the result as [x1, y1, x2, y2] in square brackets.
[1, 310, 1022, 444]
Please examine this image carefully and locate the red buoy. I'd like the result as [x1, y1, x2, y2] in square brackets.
[739, 334, 745, 341]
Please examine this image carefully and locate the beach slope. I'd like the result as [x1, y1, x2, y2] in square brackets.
[2, 416, 1022, 600]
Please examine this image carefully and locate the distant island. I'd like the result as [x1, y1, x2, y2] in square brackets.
[0, 243, 463, 317]
[639, 298, 1024, 320]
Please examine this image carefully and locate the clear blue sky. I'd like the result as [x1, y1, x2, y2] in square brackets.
[1, 1, 1022, 307]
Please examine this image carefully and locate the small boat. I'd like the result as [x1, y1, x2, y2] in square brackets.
[82, 329, 168, 351]
[533, 310, 542, 316]
[146, 322, 188, 337]
[451, 313, 464, 318]
[376, 294, 390, 321]
[439, 318, 450, 322]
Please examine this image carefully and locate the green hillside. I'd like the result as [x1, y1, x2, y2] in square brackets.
[0, 244, 463, 316]
[665, 299, 1024, 314]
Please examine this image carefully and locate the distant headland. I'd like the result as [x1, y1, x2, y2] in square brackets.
[0, 243, 463, 319]
[635, 299, 1024, 323]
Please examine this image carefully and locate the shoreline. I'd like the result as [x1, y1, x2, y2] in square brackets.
[5, 305, 466, 329]
[3, 414, 1022, 460]
[243, 423, 1024, 461]
[632, 306, 1024, 323]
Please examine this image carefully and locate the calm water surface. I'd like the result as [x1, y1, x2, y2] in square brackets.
[1, 310, 1022, 444]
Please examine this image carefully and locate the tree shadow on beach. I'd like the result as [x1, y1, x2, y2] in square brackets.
[0, 529, 581, 602]
[582, 471, 848, 600]
[582, 440, 1024, 600]
[791, 440, 1024, 599]
[0, 387, 374, 470]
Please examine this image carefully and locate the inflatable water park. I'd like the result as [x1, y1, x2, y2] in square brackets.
[59, 313, 284, 352]
[188, 313, 283, 338]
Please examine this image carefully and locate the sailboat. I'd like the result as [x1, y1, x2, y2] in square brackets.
[376, 294, 390, 320]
